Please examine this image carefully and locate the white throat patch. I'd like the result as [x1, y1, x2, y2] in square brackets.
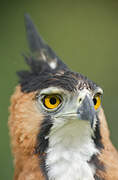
[46, 119, 99, 180]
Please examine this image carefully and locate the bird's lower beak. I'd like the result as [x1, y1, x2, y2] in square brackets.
[77, 94, 96, 128]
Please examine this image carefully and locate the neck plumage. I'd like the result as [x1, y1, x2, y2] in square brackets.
[93, 108, 118, 180]
[47, 121, 99, 180]
[36, 108, 118, 180]
[37, 116, 104, 180]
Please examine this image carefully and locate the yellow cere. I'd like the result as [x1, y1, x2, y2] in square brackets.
[94, 95, 101, 110]
[44, 95, 61, 109]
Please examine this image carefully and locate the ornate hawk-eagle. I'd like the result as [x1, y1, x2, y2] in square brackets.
[9, 15, 118, 180]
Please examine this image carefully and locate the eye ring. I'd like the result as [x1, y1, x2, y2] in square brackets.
[42, 94, 62, 110]
[93, 95, 101, 110]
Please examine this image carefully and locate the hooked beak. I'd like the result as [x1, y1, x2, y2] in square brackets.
[77, 94, 96, 128]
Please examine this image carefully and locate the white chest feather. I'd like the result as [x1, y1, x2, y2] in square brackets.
[46, 120, 99, 180]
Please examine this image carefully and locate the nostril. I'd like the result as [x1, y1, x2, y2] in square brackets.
[79, 98, 82, 103]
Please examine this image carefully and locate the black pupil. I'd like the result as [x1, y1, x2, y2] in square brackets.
[93, 98, 97, 105]
[50, 97, 57, 105]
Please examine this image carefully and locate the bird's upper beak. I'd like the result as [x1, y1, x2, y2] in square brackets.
[77, 94, 96, 128]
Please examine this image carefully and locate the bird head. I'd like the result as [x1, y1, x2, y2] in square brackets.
[17, 14, 103, 141]
[9, 15, 105, 180]
[35, 79, 103, 131]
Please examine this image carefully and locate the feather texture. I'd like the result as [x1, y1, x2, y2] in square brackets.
[8, 15, 118, 180]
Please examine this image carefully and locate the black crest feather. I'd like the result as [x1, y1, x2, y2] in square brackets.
[24, 14, 68, 72]
[18, 14, 98, 94]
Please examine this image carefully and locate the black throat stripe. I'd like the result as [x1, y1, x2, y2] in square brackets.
[89, 114, 105, 180]
[35, 115, 53, 179]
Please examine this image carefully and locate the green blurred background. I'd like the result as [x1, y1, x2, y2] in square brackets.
[0, 0, 118, 179]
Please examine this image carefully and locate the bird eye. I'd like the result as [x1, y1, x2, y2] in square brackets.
[42, 95, 62, 109]
[93, 95, 101, 110]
